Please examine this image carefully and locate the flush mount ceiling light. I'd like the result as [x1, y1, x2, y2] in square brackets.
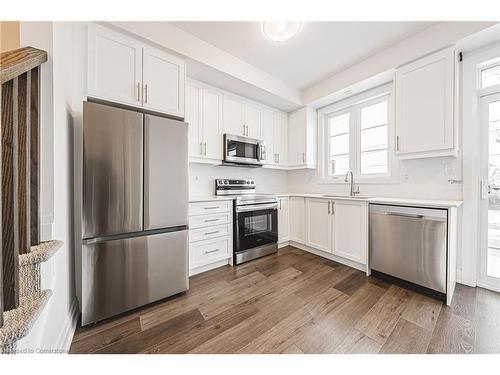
[261, 22, 304, 43]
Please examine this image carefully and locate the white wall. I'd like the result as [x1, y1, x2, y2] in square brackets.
[189, 163, 287, 197]
[287, 156, 462, 200]
[17, 21, 83, 353]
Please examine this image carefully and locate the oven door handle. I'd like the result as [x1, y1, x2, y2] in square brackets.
[236, 203, 278, 212]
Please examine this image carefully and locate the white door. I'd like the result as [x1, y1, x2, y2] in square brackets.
[395, 47, 455, 156]
[275, 111, 288, 167]
[143, 46, 186, 117]
[305, 198, 331, 253]
[278, 197, 289, 243]
[223, 94, 244, 136]
[332, 201, 367, 264]
[202, 88, 223, 160]
[244, 102, 263, 139]
[262, 108, 276, 165]
[288, 108, 306, 167]
[186, 83, 202, 158]
[289, 197, 305, 244]
[479, 91, 500, 292]
[87, 25, 143, 107]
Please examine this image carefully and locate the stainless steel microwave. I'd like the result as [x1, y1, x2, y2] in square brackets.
[223, 134, 266, 166]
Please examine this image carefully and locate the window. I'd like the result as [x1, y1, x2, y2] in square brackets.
[481, 64, 500, 89]
[319, 83, 396, 183]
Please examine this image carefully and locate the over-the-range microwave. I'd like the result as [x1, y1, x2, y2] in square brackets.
[223, 134, 266, 167]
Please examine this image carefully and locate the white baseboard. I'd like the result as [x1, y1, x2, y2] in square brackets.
[288, 241, 368, 274]
[189, 258, 231, 276]
[56, 298, 79, 353]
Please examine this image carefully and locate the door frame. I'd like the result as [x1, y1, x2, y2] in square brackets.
[478, 91, 500, 292]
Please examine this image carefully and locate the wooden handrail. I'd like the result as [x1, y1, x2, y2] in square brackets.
[0, 47, 47, 85]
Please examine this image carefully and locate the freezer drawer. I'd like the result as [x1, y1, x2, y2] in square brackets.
[83, 101, 144, 238]
[81, 230, 188, 325]
[369, 204, 447, 293]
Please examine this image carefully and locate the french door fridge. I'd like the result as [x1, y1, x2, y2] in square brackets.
[81, 101, 189, 325]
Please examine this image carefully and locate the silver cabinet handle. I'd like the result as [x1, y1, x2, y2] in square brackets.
[200, 142, 203, 155]
[279, 199, 282, 210]
[204, 206, 220, 210]
[328, 201, 331, 214]
[204, 218, 220, 222]
[204, 230, 220, 235]
[278, 153, 280, 164]
[302, 152, 305, 163]
[137, 82, 141, 102]
[331, 201, 335, 215]
[243, 124, 246, 135]
[204, 142, 207, 155]
[385, 212, 423, 219]
[246, 125, 249, 136]
[205, 248, 220, 254]
[396, 136, 400, 152]
[144, 83, 148, 104]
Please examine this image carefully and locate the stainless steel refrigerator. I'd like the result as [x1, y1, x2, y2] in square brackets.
[80, 101, 189, 325]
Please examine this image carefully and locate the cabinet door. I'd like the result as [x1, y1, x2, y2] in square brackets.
[223, 95, 244, 136]
[88, 24, 142, 107]
[278, 197, 289, 243]
[305, 199, 331, 253]
[202, 88, 223, 160]
[244, 101, 263, 139]
[395, 47, 455, 156]
[275, 111, 288, 167]
[289, 197, 305, 244]
[288, 108, 306, 167]
[143, 46, 186, 117]
[332, 201, 367, 264]
[262, 108, 276, 165]
[186, 83, 202, 159]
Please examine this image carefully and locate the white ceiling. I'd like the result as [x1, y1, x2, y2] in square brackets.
[171, 21, 434, 90]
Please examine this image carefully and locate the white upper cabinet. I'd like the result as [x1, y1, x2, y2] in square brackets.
[222, 94, 262, 138]
[186, 80, 222, 163]
[263, 108, 288, 168]
[223, 94, 245, 136]
[244, 101, 263, 139]
[201, 87, 222, 160]
[88, 24, 186, 118]
[395, 46, 457, 158]
[288, 106, 317, 169]
[88, 25, 143, 107]
[186, 83, 202, 159]
[143, 47, 186, 117]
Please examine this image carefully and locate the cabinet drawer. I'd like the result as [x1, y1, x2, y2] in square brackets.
[189, 223, 232, 243]
[189, 201, 232, 216]
[190, 237, 231, 267]
[189, 212, 232, 228]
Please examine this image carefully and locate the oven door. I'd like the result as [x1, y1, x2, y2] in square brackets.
[235, 204, 278, 252]
[224, 134, 265, 165]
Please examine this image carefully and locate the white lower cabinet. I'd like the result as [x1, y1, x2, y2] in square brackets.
[301, 197, 368, 267]
[331, 200, 368, 264]
[189, 201, 233, 275]
[289, 197, 305, 244]
[277, 197, 289, 243]
[305, 198, 331, 253]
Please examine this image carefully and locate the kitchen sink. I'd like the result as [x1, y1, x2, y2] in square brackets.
[321, 194, 371, 200]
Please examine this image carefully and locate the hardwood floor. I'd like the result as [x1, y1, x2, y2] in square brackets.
[70, 246, 500, 354]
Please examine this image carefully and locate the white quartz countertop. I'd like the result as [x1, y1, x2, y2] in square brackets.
[189, 193, 462, 208]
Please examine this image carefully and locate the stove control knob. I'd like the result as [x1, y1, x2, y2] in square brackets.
[224, 180, 229, 185]
[251, 181, 254, 184]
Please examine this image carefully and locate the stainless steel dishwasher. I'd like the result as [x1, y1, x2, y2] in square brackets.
[369, 204, 447, 300]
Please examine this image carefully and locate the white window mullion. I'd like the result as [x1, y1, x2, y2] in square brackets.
[351, 107, 360, 178]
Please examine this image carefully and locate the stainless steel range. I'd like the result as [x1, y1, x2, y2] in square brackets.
[216, 179, 278, 265]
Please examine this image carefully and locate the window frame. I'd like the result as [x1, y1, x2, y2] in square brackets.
[318, 82, 399, 184]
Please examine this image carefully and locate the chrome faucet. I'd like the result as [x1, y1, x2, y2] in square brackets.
[344, 170, 360, 196]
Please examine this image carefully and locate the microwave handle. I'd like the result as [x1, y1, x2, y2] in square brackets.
[257, 143, 266, 161]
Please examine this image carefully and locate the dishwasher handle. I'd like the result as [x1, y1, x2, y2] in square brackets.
[385, 212, 423, 219]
